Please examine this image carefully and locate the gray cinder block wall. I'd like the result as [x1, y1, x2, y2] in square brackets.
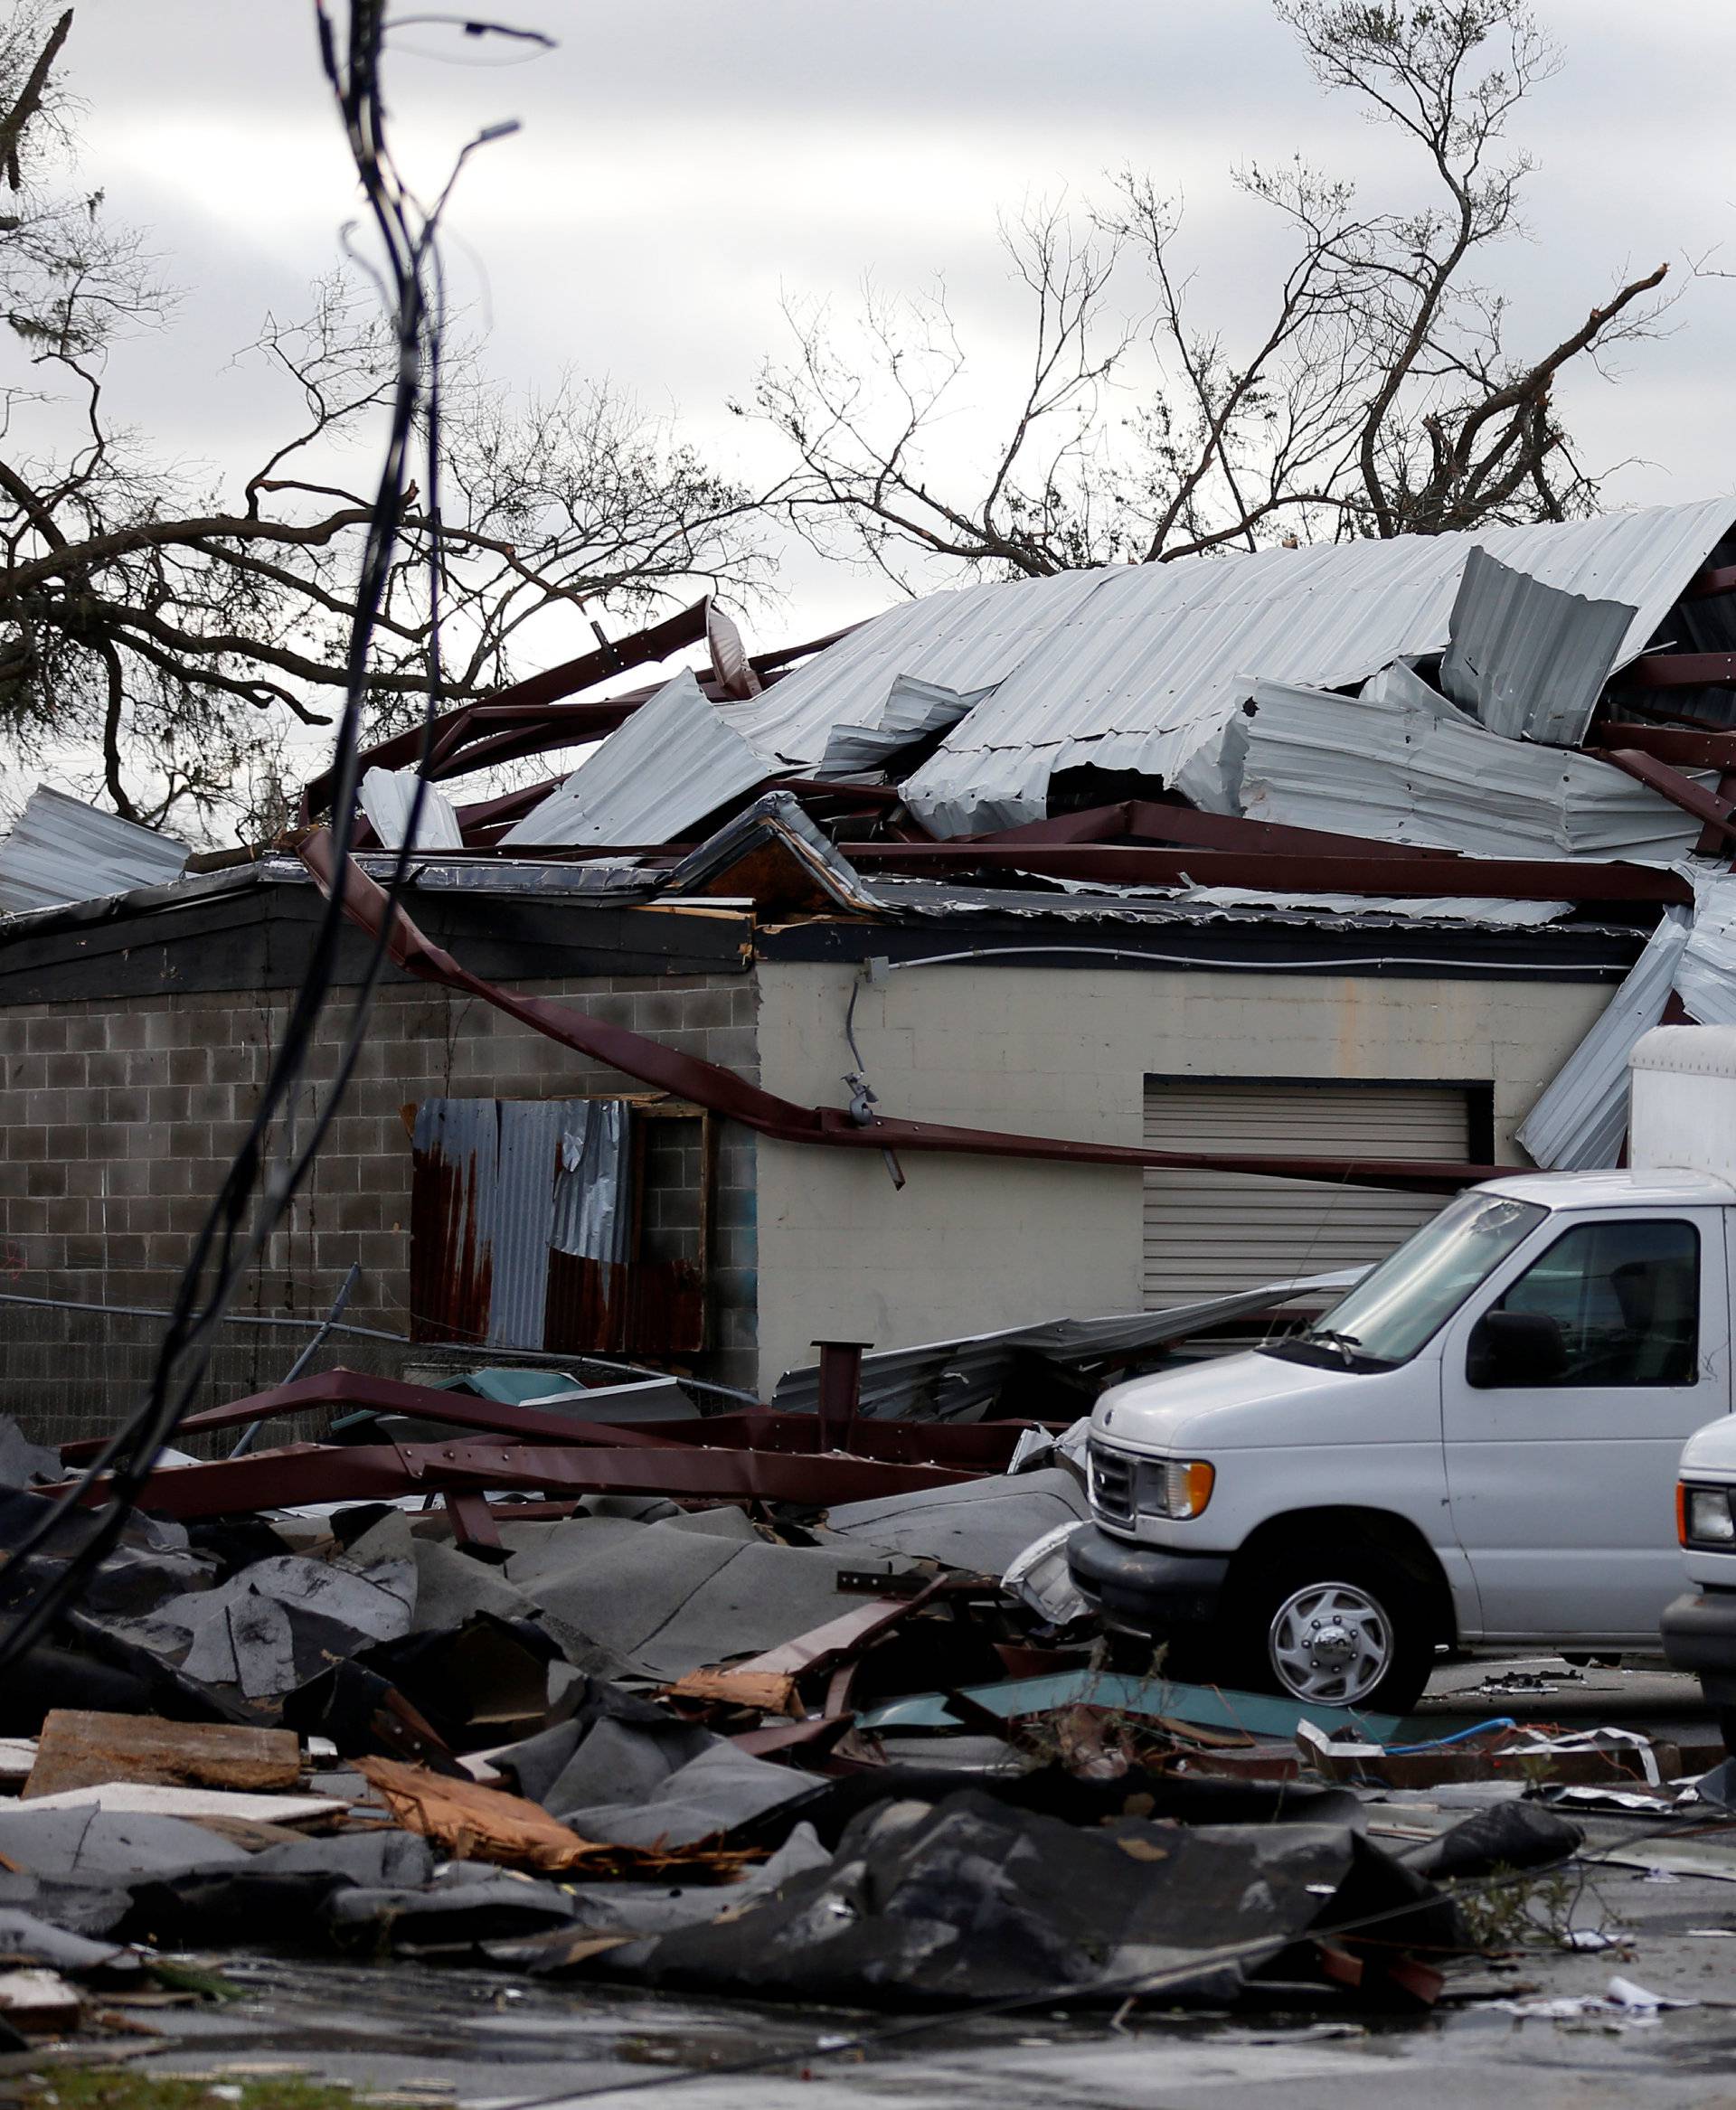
[0, 973, 759, 1445]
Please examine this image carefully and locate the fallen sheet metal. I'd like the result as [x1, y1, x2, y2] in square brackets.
[583, 1787, 1458, 2006]
[770, 1271, 1363, 1421]
[1514, 906, 1693, 1169]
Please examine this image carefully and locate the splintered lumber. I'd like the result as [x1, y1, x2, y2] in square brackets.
[666, 1668, 800, 1715]
[356, 1757, 763, 1879]
[24, 1712, 303, 1802]
[356, 1758, 590, 1871]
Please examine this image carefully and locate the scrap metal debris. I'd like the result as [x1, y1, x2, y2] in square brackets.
[0, 1398, 1715, 2056]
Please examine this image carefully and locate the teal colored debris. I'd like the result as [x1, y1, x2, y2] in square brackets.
[854, 1669, 1401, 1744]
[435, 1368, 587, 1404]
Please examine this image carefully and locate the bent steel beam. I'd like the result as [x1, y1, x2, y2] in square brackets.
[52, 1436, 978, 1520]
[299, 829, 1506, 1193]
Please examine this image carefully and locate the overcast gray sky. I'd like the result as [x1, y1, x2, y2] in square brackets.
[58, 0, 1736, 656]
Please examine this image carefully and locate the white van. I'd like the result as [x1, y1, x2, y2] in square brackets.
[1068, 1024, 1736, 1714]
[1661, 1417, 1736, 1741]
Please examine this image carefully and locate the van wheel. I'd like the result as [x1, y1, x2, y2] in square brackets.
[1230, 1550, 1433, 1715]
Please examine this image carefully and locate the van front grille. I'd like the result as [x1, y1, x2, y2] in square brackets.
[1089, 1440, 1137, 1527]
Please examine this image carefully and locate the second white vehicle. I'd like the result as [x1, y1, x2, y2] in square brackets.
[1068, 1023, 1736, 1713]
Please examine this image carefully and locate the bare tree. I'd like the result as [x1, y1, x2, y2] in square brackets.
[746, 0, 1675, 585]
[0, 5, 765, 833]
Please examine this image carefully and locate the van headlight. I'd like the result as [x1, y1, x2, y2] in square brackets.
[1679, 1483, 1736, 1548]
[1142, 1459, 1215, 1521]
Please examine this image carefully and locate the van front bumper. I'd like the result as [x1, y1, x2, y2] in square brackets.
[1066, 1525, 1229, 1635]
[1661, 1587, 1736, 1709]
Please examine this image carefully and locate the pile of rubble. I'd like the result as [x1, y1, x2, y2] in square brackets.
[0, 1376, 1722, 2056]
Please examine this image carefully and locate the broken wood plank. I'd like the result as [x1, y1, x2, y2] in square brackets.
[355, 1757, 764, 1879]
[665, 1668, 800, 1715]
[24, 1712, 300, 1802]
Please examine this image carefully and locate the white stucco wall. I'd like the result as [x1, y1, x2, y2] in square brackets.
[750, 958, 1616, 1395]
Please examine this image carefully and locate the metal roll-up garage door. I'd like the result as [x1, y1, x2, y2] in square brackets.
[1142, 1078, 1473, 1306]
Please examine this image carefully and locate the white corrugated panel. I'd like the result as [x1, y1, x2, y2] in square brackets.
[0, 786, 189, 914]
[1232, 675, 1707, 862]
[359, 768, 464, 852]
[1142, 1079, 1471, 1305]
[501, 671, 773, 849]
[1514, 908, 1692, 1170]
[1674, 868, 1736, 1028]
[750, 500, 1736, 831]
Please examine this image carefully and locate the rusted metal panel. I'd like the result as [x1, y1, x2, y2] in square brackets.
[488, 1098, 576, 1352]
[410, 1098, 496, 1345]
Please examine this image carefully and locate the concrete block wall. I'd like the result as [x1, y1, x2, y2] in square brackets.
[0, 972, 759, 1444]
[749, 959, 1614, 1395]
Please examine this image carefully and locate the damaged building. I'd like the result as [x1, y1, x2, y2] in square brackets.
[6, 497, 1736, 1436]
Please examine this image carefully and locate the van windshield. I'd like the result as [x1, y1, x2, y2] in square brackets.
[1265, 1191, 1547, 1370]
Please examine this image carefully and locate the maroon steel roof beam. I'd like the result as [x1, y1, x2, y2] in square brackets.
[1621, 653, 1736, 691]
[1589, 748, 1736, 849]
[972, 800, 1453, 862]
[299, 609, 864, 824]
[71, 1368, 1042, 1471]
[51, 1436, 981, 1521]
[845, 841, 1691, 904]
[1593, 724, 1736, 769]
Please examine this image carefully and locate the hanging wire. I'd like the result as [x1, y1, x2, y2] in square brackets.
[0, 1, 536, 1669]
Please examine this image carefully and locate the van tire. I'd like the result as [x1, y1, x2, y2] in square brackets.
[1225, 1548, 1433, 1716]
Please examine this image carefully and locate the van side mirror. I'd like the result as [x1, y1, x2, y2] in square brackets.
[1467, 1310, 1567, 1389]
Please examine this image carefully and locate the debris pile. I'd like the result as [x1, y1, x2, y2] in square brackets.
[1, 1396, 1722, 2050]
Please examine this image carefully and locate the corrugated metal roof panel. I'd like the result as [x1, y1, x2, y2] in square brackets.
[359, 768, 464, 851]
[769, 1269, 1361, 1421]
[487, 1098, 575, 1351]
[1514, 908, 1692, 1169]
[816, 675, 985, 776]
[765, 500, 1735, 834]
[732, 568, 1111, 767]
[1673, 871, 1736, 1027]
[0, 787, 189, 914]
[1233, 675, 1708, 862]
[1439, 549, 1636, 745]
[501, 670, 773, 848]
[551, 1099, 631, 1263]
